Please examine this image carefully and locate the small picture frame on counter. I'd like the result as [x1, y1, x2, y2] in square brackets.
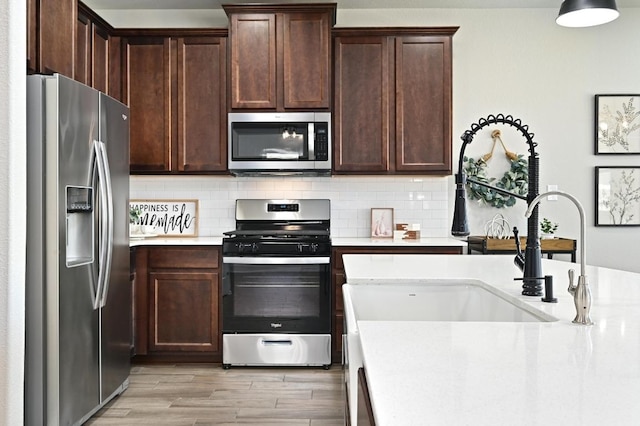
[371, 208, 394, 238]
[595, 94, 640, 154]
[595, 167, 640, 226]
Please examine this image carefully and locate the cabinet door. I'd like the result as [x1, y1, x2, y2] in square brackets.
[357, 368, 376, 426]
[333, 36, 391, 172]
[108, 36, 122, 102]
[283, 12, 331, 109]
[125, 37, 173, 173]
[75, 12, 109, 94]
[149, 271, 220, 353]
[39, 0, 76, 77]
[92, 25, 110, 94]
[177, 37, 227, 172]
[27, 0, 37, 73]
[75, 11, 91, 85]
[229, 13, 276, 109]
[395, 36, 452, 173]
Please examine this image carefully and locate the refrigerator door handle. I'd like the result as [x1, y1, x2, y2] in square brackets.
[92, 140, 114, 309]
[95, 140, 114, 308]
[92, 141, 108, 310]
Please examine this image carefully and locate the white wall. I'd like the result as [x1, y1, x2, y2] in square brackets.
[1, 0, 26, 424]
[107, 7, 640, 273]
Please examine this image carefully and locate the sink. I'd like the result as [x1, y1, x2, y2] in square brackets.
[345, 279, 556, 323]
[341, 280, 556, 426]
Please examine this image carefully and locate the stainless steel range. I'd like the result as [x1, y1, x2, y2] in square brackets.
[221, 199, 332, 368]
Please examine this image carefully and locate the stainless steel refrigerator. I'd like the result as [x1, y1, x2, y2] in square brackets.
[25, 74, 131, 425]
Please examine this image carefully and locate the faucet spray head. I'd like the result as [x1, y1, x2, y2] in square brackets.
[451, 173, 470, 237]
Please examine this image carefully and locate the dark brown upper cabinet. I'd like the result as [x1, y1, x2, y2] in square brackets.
[27, 0, 37, 74]
[76, 3, 118, 98]
[121, 31, 228, 174]
[33, 0, 77, 78]
[333, 27, 458, 175]
[224, 3, 336, 111]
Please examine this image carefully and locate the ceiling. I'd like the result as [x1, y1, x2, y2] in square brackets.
[82, 0, 640, 10]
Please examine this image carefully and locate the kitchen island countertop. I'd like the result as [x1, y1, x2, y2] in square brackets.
[343, 254, 640, 426]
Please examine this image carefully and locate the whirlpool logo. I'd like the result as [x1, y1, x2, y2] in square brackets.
[270, 323, 282, 329]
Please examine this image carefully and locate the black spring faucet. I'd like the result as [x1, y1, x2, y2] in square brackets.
[451, 114, 543, 296]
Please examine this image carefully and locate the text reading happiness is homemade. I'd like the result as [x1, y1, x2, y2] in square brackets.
[131, 200, 197, 236]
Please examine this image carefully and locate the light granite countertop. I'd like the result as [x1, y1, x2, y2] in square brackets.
[129, 236, 467, 248]
[343, 254, 640, 426]
[129, 236, 223, 247]
[332, 237, 466, 248]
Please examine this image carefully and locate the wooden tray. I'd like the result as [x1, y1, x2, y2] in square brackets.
[467, 236, 575, 252]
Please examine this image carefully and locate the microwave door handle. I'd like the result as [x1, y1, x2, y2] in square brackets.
[308, 122, 315, 160]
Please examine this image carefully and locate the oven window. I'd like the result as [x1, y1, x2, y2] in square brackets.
[231, 264, 323, 318]
[231, 122, 309, 161]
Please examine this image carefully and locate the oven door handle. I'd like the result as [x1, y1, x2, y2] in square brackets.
[223, 256, 330, 265]
[261, 339, 293, 346]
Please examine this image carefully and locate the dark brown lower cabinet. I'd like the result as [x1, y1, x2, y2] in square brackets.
[357, 368, 376, 426]
[133, 246, 221, 363]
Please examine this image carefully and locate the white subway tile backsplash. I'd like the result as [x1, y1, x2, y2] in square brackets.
[130, 175, 449, 238]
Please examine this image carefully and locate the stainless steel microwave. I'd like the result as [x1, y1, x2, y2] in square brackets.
[228, 112, 331, 176]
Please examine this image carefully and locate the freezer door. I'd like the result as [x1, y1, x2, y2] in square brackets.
[98, 92, 132, 401]
[51, 74, 102, 425]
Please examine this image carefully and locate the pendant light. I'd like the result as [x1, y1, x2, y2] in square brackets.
[556, 0, 619, 27]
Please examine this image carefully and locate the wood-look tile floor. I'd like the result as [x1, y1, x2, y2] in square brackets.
[86, 364, 345, 425]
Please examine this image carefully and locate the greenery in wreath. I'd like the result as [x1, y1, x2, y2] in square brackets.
[463, 154, 528, 208]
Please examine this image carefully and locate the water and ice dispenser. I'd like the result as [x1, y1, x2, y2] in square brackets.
[65, 186, 94, 267]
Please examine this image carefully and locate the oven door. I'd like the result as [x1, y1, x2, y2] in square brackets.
[222, 256, 331, 334]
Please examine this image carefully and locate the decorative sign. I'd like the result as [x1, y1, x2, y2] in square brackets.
[130, 199, 198, 237]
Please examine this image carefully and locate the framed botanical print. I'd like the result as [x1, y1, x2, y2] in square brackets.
[595, 167, 640, 226]
[595, 94, 640, 154]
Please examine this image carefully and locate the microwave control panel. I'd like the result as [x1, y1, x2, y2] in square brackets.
[314, 123, 329, 161]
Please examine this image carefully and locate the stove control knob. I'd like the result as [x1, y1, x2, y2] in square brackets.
[251, 243, 259, 253]
[310, 243, 319, 253]
[297, 243, 305, 253]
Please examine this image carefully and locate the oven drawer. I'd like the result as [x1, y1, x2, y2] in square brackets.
[223, 333, 331, 367]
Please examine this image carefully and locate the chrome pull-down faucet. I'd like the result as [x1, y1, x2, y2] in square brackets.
[525, 191, 593, 325]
